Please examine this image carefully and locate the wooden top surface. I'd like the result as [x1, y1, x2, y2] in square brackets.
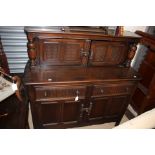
[24, 65, 141, 85]
[24, 26, 141, 39]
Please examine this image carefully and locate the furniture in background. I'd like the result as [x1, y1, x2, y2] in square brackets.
[0, 38, 28, 129]
[24, 26, 141, 129]
[0, 37, 10, 74]
[113, 108, 155, 129]
[131, 31, 155, 114]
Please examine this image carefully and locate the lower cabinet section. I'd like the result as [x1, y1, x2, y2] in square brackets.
[30, 85, 131, 128]
[32, 100, 83, 128]
[88, 96, 129, 124]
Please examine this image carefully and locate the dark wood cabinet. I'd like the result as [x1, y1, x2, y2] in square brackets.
[24, 26, 141, 128]
[131, 31, 155, 114]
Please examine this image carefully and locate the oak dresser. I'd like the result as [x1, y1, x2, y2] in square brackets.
[23, 26, 141, 128]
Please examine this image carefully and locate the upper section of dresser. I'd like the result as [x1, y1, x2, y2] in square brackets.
[24, 26, 141, 68]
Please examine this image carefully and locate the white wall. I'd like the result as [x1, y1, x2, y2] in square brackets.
[124, 26, 147, 32]
[124, 26, 147, 69]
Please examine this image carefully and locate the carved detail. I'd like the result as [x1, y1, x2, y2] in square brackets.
[126, 43, 137, 67]
[0, 37, 10, 74]
[27, 34, 36, 66]
[81, 40, 91, 66]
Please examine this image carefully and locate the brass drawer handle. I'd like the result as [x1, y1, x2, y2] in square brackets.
[88, 102, 93, 116]
[0, 113, 8, 118]
[48, 78, 52, 82]
[80, 102, 93, 116]
[100, 89, 104, 94]
[90, 50, 94, 60]
[80, 48, 89, 57]
[44, 91, 47, 97]
[75, 90, 79, 101]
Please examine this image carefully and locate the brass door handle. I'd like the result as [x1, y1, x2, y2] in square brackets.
[100, 89, 104, 94]
[80, 102, 93, 116]
[90, 50, 94, 60]
[87, 102, 93, 116]
[80, 48, 89, 57]
[80, 104, 84, 118]
[75, 90, 79, 101]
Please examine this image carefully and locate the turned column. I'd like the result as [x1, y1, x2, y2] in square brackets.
[126, 43, 137, 67]
[27, 33, 36, 67]
[0, 37, 10, 74]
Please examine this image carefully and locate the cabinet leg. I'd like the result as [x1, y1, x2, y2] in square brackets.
[115, 119, 121, 126]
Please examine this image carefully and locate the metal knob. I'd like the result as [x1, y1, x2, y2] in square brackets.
[100, 89, 104, 94]
[44, 91, 47, 97]
[75, 90, 79, 101]
[48, 78, 52, 82]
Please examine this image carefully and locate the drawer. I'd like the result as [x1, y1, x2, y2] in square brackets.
[34, 85, 86, 101]
[92, 83, 135, 97]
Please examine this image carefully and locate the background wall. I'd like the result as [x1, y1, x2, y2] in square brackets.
[124, 26, 147, 32]
[124, 26, 147, 70]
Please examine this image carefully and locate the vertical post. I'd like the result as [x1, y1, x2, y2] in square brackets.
[27, 33, 36, 67]
[126, 43, 137, 67]
[0, 37, 10, 74]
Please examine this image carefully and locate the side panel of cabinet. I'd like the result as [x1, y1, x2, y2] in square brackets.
[37, 38, 86, 66]
[104, 96, 129, 118]
[89, 41, 128, 66]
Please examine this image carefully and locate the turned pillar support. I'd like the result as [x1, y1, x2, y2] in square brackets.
[27, 33, 36, 67]
[126, 43, 137, 67]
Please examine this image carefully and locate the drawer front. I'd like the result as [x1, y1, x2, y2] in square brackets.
[92, 83, 135, 97]
[34, 85, 87, 101]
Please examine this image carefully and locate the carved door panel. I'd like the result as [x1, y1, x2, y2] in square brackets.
[87, 97, 108, 122]
[89, 41, 128, 66]
[87, 96, 129, 123]
[36, 101, 62, 128]
[61, 100, 84, 127]
[61, 39, 86, 65]
[38, 38, 87, 66]
[36, 100, 84, 128]
[40, 39, 62, 65]
[104, 96, 129, 118]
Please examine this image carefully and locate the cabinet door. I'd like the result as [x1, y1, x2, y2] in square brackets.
[88, 96, 129, 124]
[62, 39, 86, 65]
[36, 101, 62, 128]
[34, 100, 84, 128]
[38, 38, 86, 66]
[89, 41, 128, 66]
[88, 97, 108, 122]
[61, 100, 84, 127]
[33, 85, 87, 128]
[104, 96, 129, 118]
